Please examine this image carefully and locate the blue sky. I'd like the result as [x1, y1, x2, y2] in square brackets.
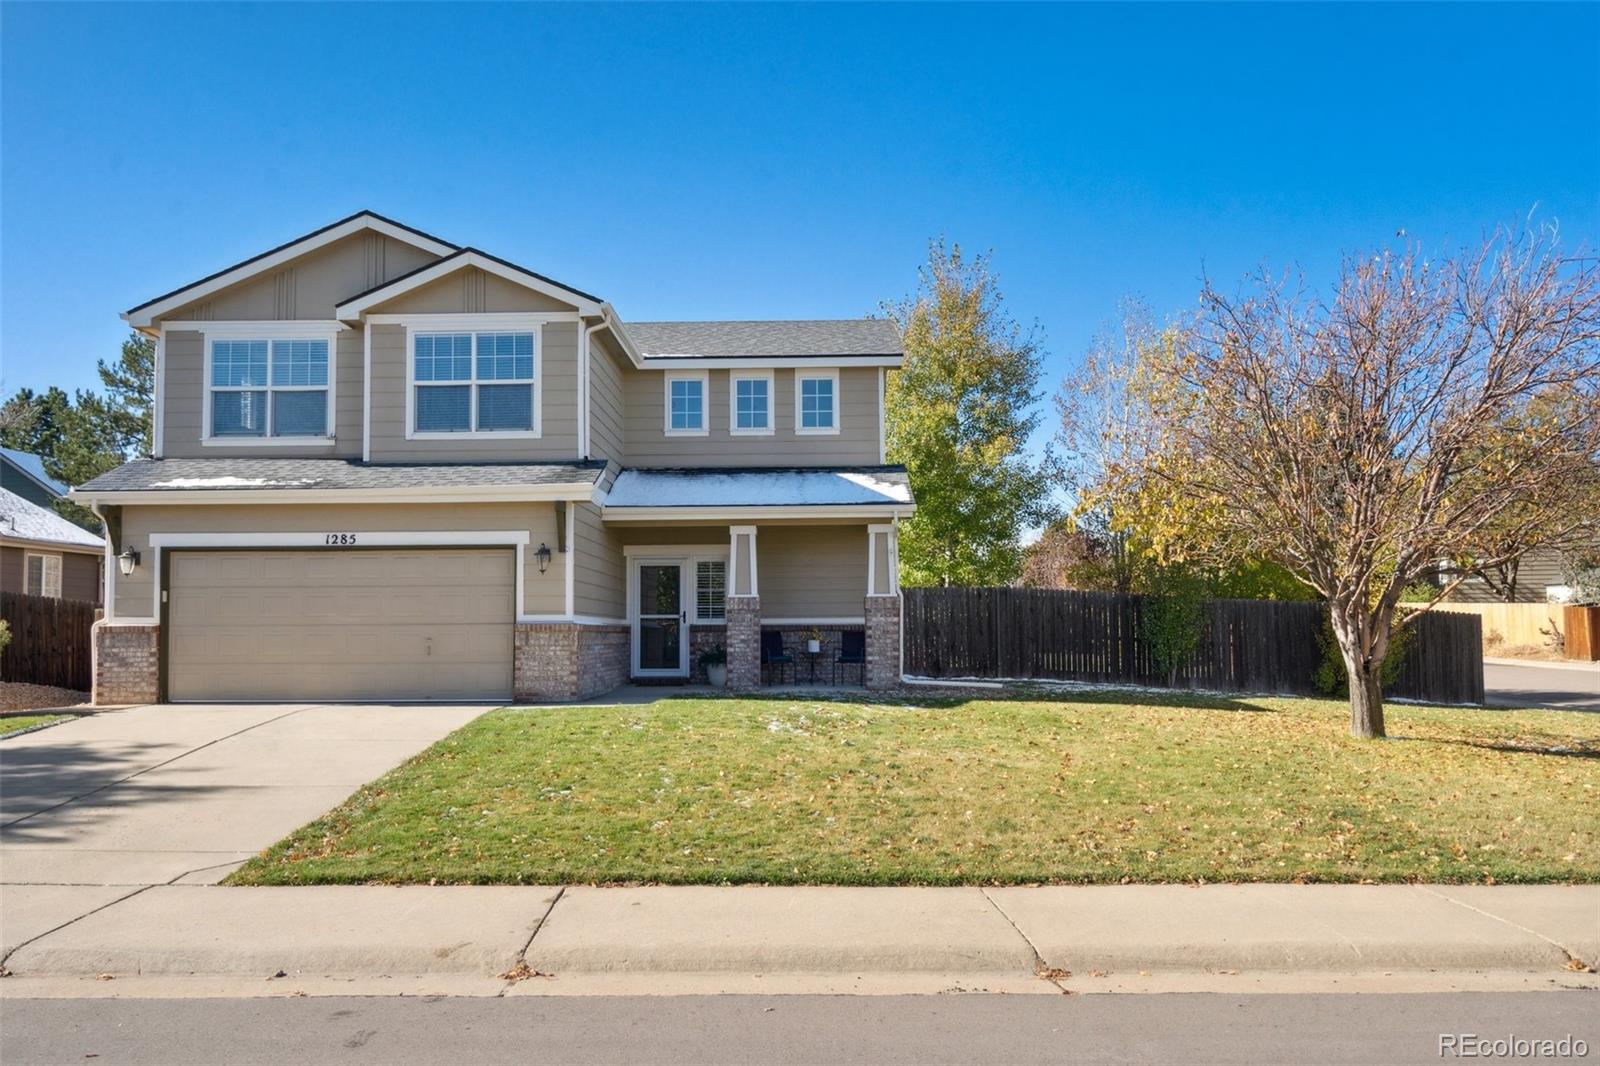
[3, 2, 1597, 461]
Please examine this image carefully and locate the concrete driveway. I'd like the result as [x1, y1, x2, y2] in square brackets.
[1483, 658, 1600, 712]
[1, 703, 489, 954]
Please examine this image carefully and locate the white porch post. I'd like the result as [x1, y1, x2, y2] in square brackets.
[726, 525, 761, 688]
[864, 523, 901, 689]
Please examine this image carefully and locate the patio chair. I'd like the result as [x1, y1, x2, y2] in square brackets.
[834, 630, 866, 685]
[760, 630, 794, 686]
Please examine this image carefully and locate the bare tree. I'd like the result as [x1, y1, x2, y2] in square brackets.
[1086, 228, 1600, 737]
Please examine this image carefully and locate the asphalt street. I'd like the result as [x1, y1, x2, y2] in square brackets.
[1483, 659, 1600, 711]
[3, 992, 1597, 1066]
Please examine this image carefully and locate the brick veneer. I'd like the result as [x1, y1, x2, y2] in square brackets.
[726, 596, 761, 690]
[513, 622, 629, 702]
[689, 624, 727, 684]
[864, 595, 902, 690]
[93, 622, 160, 705]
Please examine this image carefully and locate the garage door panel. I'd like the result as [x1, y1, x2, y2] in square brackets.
[167, 549, 515, 701]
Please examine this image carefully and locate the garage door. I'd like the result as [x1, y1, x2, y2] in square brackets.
[166, 548, 515, 701]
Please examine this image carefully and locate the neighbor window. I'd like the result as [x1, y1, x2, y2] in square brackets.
[695, 559, 727, 622]
[209, 338, 330, 438]
[731, 372, 773, 434]
[796, 370, 839, 433]
[665, 371, 708, 435]
[413, 331, 537, 435]
[24, 553, 62, 599]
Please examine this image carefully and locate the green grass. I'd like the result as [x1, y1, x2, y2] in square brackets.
[228, 693, 1600, 887]
[0, 715, 68, 737]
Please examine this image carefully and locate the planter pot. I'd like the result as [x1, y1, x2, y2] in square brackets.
[706, 663, 727, 687]
[806, 639, 821, 654]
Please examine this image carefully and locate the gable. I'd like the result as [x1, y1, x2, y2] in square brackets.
[362, 265, 579, 316]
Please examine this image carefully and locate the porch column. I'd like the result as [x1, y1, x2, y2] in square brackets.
[865, 524, 901, 690]
[726, 525, 761, 689]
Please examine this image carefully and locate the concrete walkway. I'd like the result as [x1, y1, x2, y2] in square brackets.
[1, 702, 490, 957]
[2, 883, 1595, 996]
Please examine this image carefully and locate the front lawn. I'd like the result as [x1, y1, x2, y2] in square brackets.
[229, 694, 1600, 886]
[0, 714, 69, 737]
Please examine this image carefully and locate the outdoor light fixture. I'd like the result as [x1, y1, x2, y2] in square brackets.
[535, 542, 552, 574]
[117, 547, 141, 577]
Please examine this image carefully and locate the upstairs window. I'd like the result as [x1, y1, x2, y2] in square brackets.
[796, 369, 840, 434]
[665, 371, 708, 436]
[209, 337, 331, 439]
[412, 331, 538, 436]
[731, 371, 773, 435]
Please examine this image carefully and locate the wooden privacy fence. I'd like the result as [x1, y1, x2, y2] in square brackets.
[903, 587, 1484, 705]
[1, 591, 95, 692]
[1404, 601, 1564, 652]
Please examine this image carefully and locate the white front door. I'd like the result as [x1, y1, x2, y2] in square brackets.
[632, 557, 689, 677]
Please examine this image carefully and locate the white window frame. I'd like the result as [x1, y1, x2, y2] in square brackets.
[199, 322, 339, 447]
[693, 556, 729, 622]
[728, 369, 775, 437]
[403, 315, 543, 440]
[24, 551, 63, 599]
[794, 367, 841, 436]
[664, 369, 710, 437]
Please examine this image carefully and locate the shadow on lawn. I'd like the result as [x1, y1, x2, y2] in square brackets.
[1390, 734, 1600, 761]
[665, 686, 1285, 715]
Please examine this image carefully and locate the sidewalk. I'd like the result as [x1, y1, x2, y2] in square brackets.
[3, 884, 1596, 997]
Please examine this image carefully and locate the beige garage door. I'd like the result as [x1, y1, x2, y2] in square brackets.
[167, 549, 515, 701]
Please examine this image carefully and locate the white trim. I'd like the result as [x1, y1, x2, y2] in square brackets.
[563, 502, 576, 617]
[517, 613, 629, 627]
[877, 366, 886, 464]
[628, 555, 692, 678]
[728, 368, 775, 436]
[622, 543, 729, 557]
[794, 367, 842, 435]
[604, 505, 914, 522]
[663, 369, 710, 436]
[97, 617, 160, 627]
[641, 356, 901, 369]
[335, 250, 603, 318]
[361, 321, 372, 462]
[366, 311, 577, 326]
[729, 524, 758, 598]
[200, 324, 340, 446]
[149, 530, 533, 629]
[689, 553, 731, 624]
[164, 320, 349, 336]
[23, 550, 63, 599]
[764, 616, 866, 626]
[152, 329, 166, 458]
[0, 535, 103, 554]
[74, 483, 600, 506]
[403, 318, 544, 441]
[123, 214, 457, 329]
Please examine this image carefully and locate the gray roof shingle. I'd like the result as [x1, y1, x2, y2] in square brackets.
[75, 458, 607, 494]
[625, 319, 901, 359]
[0, 488, 102, 549]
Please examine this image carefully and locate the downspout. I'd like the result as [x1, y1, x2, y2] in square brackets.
[582, 319, 608, 461]
[89, 499, 114, 623]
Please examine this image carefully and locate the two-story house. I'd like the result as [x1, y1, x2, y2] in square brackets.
[73, 212, 913, 704]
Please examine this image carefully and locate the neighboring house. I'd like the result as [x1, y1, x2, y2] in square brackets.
[1445, 546, 1591, 604]
[73, 211, 913, 704]
[1, 448, 104, 603]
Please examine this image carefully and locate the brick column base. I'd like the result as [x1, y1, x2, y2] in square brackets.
[864, 595, 902, 690]
[726, 596, 761, 690]
[514, 623, 629, 702]
[93, 622, 160, 705]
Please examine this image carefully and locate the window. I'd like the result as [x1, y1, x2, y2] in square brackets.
[208, 337, 331, 439]
[24, 553, 62, 599]
[730, 371, 773, 435]
[695, 559, 727, 622]
[412, 331, 538, 436]
[796, 369, 840, 434]
[665, 371, 708, 435]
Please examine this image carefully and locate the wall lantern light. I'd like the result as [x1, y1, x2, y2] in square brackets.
[117, 547, 141, 577]
[535, 543, 552, 574]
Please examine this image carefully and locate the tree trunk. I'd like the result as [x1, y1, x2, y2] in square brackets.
[1347, 660, 1387, 739]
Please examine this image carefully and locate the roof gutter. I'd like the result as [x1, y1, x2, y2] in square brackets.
[69, 483, 604, 507]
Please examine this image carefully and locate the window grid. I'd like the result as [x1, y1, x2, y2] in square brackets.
[800, 376, 835, 429]
[209, 338, 329, 438]
[413, 331, 537, 435]
[733, 377, 769, 430]
[24, 553, 63, 599]
[669, 377, 704, 432]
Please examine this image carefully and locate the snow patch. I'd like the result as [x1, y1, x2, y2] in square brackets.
[151, 476, 319, 489]
[607, 468, 911, 508]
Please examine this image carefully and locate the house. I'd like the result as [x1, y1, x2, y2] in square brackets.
[72, 212, 913, 704]
[1442, 546, 1595, 604]
[1, 449, 104, 603]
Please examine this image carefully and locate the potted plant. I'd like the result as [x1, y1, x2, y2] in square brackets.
[700, 646, 727, 687]
[805, 626, 822, 654]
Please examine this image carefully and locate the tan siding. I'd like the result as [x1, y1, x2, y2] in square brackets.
[363, 267, 577, 315]
[63, 551, 102, 604]
[161, 328, 362, 459]
[623, 367, 881, 467]
[574, 502, 625, 619]
[160, 233, 439, 323]
[112, 502, 563, 619]
[588, 333, 627, 462]
[367, 321, 581, 461]
[758, 525, 868, 618]
[0, 546, 21, 594]
[1447, 548, 1573, 603]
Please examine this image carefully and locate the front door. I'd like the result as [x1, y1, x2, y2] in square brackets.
[633, 558, 688, 677]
